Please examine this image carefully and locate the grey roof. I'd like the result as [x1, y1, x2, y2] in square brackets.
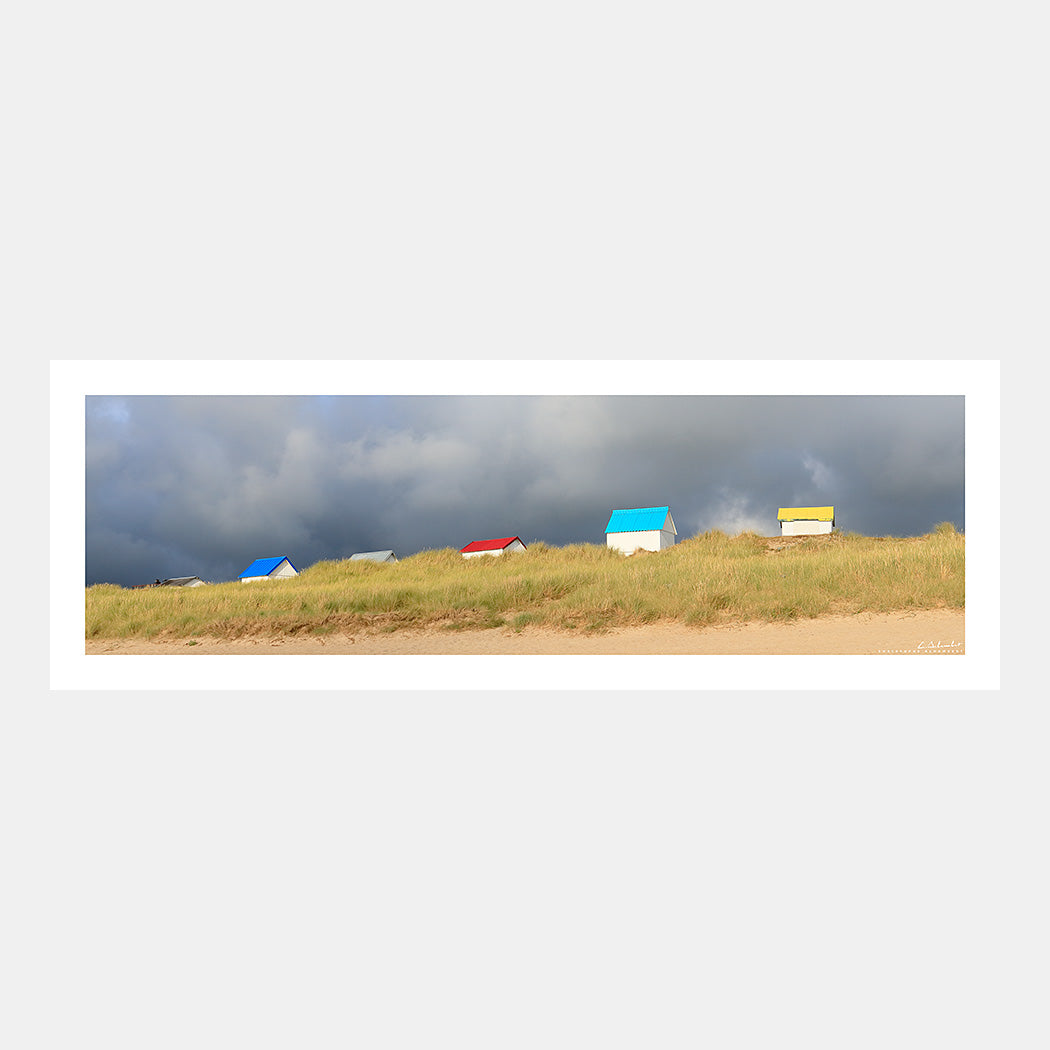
[160, 576, 206, 586]
[349, 550, 397, 563]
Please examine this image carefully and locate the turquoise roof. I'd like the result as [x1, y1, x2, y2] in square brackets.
[238, 556, 296, 578]
[604, 506, 672, 534]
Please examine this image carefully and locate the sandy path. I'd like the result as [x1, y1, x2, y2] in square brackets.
[86, 609, 964, 656]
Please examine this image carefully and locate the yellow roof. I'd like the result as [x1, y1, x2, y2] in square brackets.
[777, 506, 835, 521]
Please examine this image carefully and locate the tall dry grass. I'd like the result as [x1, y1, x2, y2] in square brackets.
[85, 526, 964, 640]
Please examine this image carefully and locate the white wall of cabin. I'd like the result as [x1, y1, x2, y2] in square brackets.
[780, 520, 833, 536]
[606, 529, 676, 554]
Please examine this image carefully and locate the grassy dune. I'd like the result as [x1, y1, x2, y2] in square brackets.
[85, 525, 964, 641]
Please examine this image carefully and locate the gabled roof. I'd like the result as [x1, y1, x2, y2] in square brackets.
[160, 576, 204, 586]
[238, 556, 297, 578]
[777, 506, 835, 522]
[350, 550, 396, 562]
[605, 506, 674, 534]
[460, 536, 525, 553]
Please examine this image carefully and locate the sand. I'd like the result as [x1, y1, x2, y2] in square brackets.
[86, 609, 964, 656]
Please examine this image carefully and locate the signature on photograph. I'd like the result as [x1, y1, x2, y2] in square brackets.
[877, 639, 964, 654]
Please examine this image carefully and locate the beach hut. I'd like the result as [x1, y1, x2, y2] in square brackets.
[350, 550, 398, 563]
[135, 576, 206, 588]
[238, 556, 299, 582]
[777, 506, 835, 536]
[460, 536, 527, 559]
[605, 506, 677, 554]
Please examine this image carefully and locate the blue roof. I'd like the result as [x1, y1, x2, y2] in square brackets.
[604, 506, 672, 534]
[238, 556, 296, 578]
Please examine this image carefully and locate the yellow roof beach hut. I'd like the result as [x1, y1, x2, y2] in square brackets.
[777, 507, 835, 536]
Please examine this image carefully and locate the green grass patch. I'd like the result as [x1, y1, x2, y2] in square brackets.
[86, 530, 964, 640]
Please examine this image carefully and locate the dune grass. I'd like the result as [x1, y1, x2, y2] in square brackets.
[85, 525, 964, 641]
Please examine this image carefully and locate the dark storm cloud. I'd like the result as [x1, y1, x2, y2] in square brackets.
[85, 395, 964, 586]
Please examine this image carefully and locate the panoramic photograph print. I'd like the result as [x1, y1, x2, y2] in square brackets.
[84, 392, 965, 656]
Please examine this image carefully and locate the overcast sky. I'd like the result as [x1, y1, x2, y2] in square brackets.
[85, 394, 964, 586]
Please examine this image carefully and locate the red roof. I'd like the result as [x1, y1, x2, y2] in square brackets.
[460, 536, 524, 553]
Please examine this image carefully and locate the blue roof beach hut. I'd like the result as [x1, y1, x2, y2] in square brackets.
[237, 556, 299, 582]
[604, 506, 677, 554]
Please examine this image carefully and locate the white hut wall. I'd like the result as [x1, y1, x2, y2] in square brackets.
[780, 520, 833, 536]
[606, 529, 673, 554]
